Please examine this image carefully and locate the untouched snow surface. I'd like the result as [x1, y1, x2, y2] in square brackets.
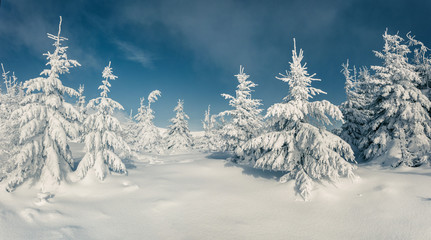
[1, 143, 431, 239]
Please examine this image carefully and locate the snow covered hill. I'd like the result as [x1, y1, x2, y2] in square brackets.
[1, 144, 431, 240]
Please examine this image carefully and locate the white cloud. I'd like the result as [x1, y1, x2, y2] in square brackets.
[114, 40, 153, 68]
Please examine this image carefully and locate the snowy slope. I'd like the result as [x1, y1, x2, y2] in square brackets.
[1, 143, 431, 240]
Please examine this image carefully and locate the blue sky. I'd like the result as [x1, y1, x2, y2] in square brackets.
[1, 0, 431, 130]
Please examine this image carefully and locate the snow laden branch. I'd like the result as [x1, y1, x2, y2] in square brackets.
[148, 90, 161, 106]
[238, 39, 356, 200]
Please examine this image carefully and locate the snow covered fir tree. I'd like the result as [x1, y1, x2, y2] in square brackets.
[76, 62, 130, 180]
[0, 63, 24, 154]
[75, 84, 86, 142]
[340, 62, 374, 150]
[237, 39, 356, 200]
[199, 105, 223, 152]
[408, 33, 431, 97]
[361, 30, 431, 167]
[132, 90, 162, 153]
[219, 66, 263, 152]
[5, 17, 81, 192]
[165, 99, 193, 151]
[0, 64, 24, 181]
[76, 84, 86, 123]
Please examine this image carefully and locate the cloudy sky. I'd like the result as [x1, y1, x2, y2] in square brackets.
[1, 0, 430, 130]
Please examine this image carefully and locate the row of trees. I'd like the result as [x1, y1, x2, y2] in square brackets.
[198, 32, 431, 199]
[1, 17, 430, 199]
[0, 18, 195, 192]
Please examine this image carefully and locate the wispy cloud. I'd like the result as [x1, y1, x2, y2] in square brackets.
[0, 2, 52, 56]
[116, 0, 350, 76]
[114, 40, 153, 68]
[0, 1, 104, 70]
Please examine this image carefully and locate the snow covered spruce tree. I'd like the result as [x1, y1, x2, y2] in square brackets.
[74, 84, 87, 142]
[6, 17, 81, 192]
[237, 39, 356, 200]
[165, 99, 193, 151]
[219, 65, 263, 151]
[362, 30, 431, 166]
[340, 61, 373, 149]
[76, 84, 86, 122]
[76, 62, 129, 180]
[0, 64, 24, 152]
[1, 64, 24, 121]
[0, 64, 24, 181]
[200, 105, 222, 152]
[133, 90, 162, 153]
[407, 33, 431, 95]
[121, 109, 137, 152]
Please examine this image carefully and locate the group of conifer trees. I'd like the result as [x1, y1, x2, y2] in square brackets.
[340, 31, 431, 168]
[1, 17, 430, 200]
[200, 31, 431, 199]
[0, 18, 194, 192]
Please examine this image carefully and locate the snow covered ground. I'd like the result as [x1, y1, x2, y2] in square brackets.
[1, 143, 431, 240]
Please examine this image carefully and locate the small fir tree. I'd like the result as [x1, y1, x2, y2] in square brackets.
[133, 90, 162, 153]
[220, 65, 263, 151]
[407, 33, 431, 95]
[121, 109, 138, 153]
[165, 99, 193, 151]
[340, 61, 374, 149]
[0, 64, 24, 151]
[75, 84, 86, 142]
[0, 64, 24, 181]
[200, 105, 222, 152]
[76, 84, 86, 122]
[76, 62, 129, 180]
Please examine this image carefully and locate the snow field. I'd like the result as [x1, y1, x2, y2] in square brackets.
[1, 147, 431, 240]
